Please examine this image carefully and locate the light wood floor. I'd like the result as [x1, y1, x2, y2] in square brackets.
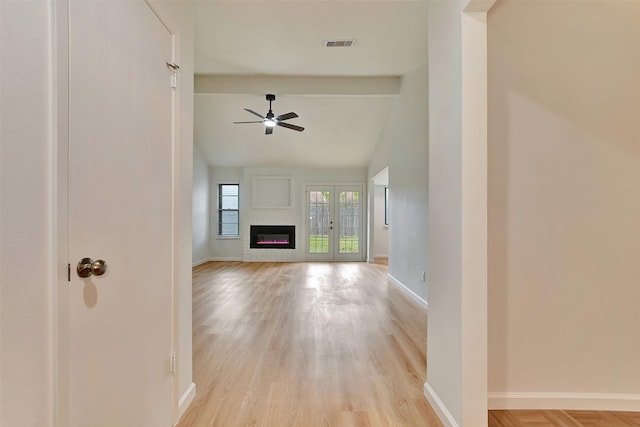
[178, 261, 639, 427]
[177, 261, 442, 427]
[489, 410, 640, 426]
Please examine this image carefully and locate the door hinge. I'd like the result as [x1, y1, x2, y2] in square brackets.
[68, 263, 71, 282]
[170, 352, 176, 375]
[166, 62, 179, 88]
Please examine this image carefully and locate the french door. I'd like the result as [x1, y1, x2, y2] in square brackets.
[306, 185, 364, 261]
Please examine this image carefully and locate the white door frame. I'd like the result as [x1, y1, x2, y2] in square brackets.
[424, 1, 494, 426]
[305, 184, 365, 262]
[54, 1, 71, 424]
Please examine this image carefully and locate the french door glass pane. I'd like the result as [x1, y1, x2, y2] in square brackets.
[309, 191, 330, 253]
[339, 191, 359, 253]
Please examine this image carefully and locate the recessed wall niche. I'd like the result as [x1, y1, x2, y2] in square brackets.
[251, 176, 293, 209]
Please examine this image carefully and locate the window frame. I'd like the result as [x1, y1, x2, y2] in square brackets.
[218, 183, 240, 237]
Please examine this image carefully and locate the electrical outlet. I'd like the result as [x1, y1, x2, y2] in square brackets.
[420, 271, 426, 281]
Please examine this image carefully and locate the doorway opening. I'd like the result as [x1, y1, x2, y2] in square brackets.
[370, 167, 389, 265]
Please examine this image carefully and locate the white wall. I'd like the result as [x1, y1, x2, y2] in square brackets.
[372, 185, 389, 258]
[209, 166, 367, 262]
[426, 3, 494, 424]
[0, 2, 55, 426]
[192, 146, 210, 265]
[243, 167, 303, 262]
[244, 167, 366, 262]
[368, 64, 429, 303]
[488, 0, 640, 410]
[147, 1, 195, 416]
[209, 166, 244, 260]
[425, 2, 465, 424]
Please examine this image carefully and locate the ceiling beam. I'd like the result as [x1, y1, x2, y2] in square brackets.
[195, 75, 401, 97]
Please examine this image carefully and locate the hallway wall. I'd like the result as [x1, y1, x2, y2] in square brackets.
[372, 185, 389, 259]
[193, 146, 210, 265]
[488, 0, 640, 410]
[0, 2, 55, 425]
[368, 63, 429, 304]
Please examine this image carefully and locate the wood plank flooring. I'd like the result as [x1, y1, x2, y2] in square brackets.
[177, 261, 442, 427]
[489, 410, 640, 427]
[178, 261, 639, 427]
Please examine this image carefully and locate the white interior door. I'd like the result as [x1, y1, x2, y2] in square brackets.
[306, 185, 364, 261]
[68, 1, 174, 426]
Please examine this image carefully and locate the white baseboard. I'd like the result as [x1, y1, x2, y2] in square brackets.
[193, 256, 246, 266]
[488, 392, 640, 412]
[387, 273, 428, 310]
[192, 257, 212, 267]
[208, 256, 243, 262]
[373, 254, 388, 259]
[177, 382, 196, 421]
[424, 383, 459, 427]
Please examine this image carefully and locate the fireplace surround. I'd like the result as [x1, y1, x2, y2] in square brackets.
[250, 225, 295, 249]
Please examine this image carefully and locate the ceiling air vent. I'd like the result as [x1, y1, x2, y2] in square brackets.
[323, 40, 356, 48]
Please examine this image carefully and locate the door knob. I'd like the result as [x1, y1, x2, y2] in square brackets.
[90, 259, 107, 276]
[77, 258, 108, 278]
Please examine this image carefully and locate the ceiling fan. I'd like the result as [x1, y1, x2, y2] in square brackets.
[233, 94, 305, 135]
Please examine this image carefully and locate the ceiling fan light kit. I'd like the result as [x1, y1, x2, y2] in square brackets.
[233, 94, 305, 135]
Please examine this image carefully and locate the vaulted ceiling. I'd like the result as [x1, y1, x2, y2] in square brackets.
[193, 0, 428, 168]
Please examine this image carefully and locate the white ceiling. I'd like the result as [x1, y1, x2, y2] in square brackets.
[193, 0, 428, 168]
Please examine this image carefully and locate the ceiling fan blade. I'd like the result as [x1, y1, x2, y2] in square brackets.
[265, 126, 274, 135]
[277, 122, 305, 132]
[233, 120, 263, 124]
[244, 108, 265, 119]
[275, 112, 298, 121]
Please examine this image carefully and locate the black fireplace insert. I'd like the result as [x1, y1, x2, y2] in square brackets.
[250, 225, 295, 249]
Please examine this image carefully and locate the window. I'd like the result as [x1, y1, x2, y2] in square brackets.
[218, 184, 239, 236]
[384, 186, 389, 225]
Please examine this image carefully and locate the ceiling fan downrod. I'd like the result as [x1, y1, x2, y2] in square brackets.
[266, 94, 275, 119]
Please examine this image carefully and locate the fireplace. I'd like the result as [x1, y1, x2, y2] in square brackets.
[250, 225, 295, 249]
